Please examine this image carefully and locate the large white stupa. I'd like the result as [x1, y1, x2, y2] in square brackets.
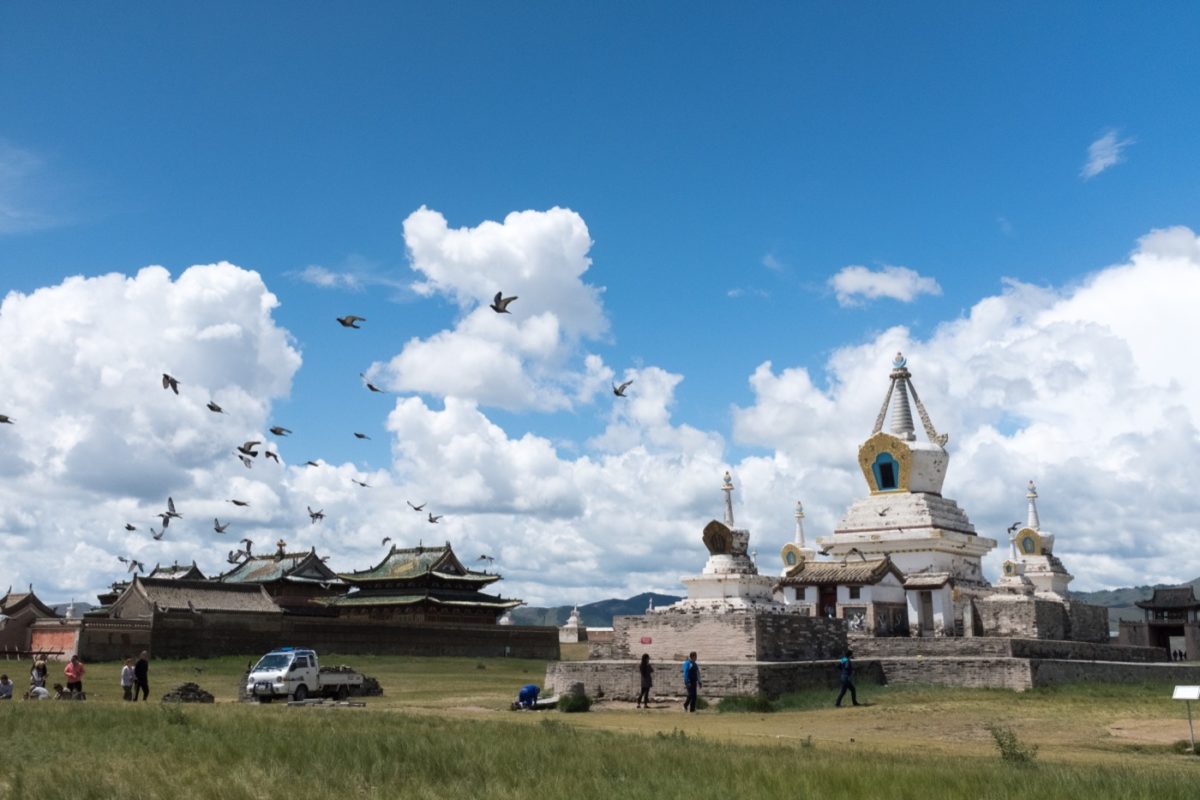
[816, 353, 996, 587]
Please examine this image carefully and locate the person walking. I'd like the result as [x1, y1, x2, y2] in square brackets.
[835, 649, 860, 707]
[63, 655, 86, 699]
[134, 650, 150, 701]
[120, 658, 135, 701]
[682, 651, 701, 713]
[636, 654, 653, 709]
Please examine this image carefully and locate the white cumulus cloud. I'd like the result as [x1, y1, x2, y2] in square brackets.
[376, 207, 611, 411]
[829, 264, 943, 307]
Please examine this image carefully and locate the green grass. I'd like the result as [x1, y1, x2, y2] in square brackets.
[2, 655, 1197, 799]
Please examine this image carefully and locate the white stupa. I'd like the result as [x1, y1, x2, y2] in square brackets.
[816, 353, 996, 586]
[668, 471, 789, 612]
[998, 481, 1073, 598]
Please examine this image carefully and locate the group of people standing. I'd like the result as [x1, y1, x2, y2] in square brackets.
[0, 652, 149, 701]
[633, 649, 860, 711]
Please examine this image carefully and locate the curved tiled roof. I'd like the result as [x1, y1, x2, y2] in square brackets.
[122, 577, 282, 613]
[1136, 587, 1200, 610]
[215, 549, 344, 586]
[340, 544, 498, 585]
[778, 557, 903, 587]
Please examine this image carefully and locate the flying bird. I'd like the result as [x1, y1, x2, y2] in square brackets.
[240, 538, 254, 555]
[206, 401, 224, 413]
[612, 379, 634, 397]
[307, 506, 325, 524]
[117, 555, 129, 564]
[161, 374, 180, 394]
[237, 454, 253, 469]
[264, 451, 280, 464]
[305, 460, 320, 467]
[876, 507, 890, 517]
[353, 432, 370, 440]
[478, 554, 495, 569]
[236, 441, 261, 458]
[124, 523, 136, 532]
[336, 315, 366, 328]
[165, 497, 181, 519]
[228, 499, 249, 507]
[150, 527, 165, 541]
[381, 537, 391, 547]
[359, 374, 385, 393]
[1007, 521, 1023, 534]
[0, 415, 13, 424]
[126, 559, 145, 574]
[490, 291, 517, 314]
[157, 513, 172, 529]
[269, 426, 292, 436]
[214, 518, 229, 534]
[352, 479, 370, 488]
[227, 550, 246, 564]
[406, 501, 426, 512]
[427, 513, 442, 524]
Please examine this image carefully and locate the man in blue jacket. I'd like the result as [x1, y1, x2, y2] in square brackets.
[835, 649, 861, 707]
[682, 652, 701, 712]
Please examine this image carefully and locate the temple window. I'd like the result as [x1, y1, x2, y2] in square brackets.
[872, 453, 899, 491]
[848, 586, 861, 600]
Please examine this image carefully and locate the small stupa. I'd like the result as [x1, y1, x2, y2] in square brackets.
[667, 471, 788, 612]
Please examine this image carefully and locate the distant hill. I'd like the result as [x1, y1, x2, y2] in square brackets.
[510, 592, 682, 628]
[1071, 576, 1200, 629]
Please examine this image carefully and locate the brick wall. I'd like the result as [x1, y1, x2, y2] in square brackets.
[852, 635, 1163, 663]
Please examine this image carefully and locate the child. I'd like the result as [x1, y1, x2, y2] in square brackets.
[121, 658, 135, 701]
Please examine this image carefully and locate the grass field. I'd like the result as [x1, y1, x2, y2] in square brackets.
[1, 654, 1197, 799]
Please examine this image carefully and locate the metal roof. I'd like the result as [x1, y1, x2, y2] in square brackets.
[340, 544, 498, 586]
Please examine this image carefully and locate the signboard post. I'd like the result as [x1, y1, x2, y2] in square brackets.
[1173, 685, 1199, 753]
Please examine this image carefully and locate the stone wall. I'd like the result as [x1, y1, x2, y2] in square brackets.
[976, 596, 1110, 643]
[608, 610, 845, 663]
[140, 611, 559, 660]
[1028, 659, 1200, 686]
[75, 619, 152, 662]
[875, 657, 1034, 690]
[545, 658, 885, 700]
[852, 635, 1164, 663]
[1065, 602, 1110, 643]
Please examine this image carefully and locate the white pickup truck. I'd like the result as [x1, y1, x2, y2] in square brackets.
[246, 648, 364, 702]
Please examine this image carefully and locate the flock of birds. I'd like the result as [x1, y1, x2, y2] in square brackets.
[1, 289, 637, 580]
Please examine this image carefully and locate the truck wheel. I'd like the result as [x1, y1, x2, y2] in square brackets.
[336, 685, 349, 701]
[293, 684, 308, 702]
[258, 696, 272, 704]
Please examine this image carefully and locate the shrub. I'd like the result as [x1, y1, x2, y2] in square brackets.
[987, 723, 1038, 764]
[558, 693, 592, 713]
[717, 693, 777, 714]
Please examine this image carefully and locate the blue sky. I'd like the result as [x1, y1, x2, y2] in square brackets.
[3, 3, 1200, 604]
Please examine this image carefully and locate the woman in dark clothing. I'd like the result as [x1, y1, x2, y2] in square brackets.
[636, 654, 653, 709]
[134, 651, 150, 701]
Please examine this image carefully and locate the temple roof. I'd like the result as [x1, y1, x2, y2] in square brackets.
[214, 548, 345, 586]
[323, 589, 522, 610]
[114, 577, 283, 614]
[147, 561, 206, 581]
[778, 557, 903, 587]
[0, 588, 59, 619]
[1136, 587, 1200, 610]
[340, 544, 499, 586]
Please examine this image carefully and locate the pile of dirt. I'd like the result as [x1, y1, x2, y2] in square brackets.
[320, 665, 383, 696]
[161, 683, 215, 703]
